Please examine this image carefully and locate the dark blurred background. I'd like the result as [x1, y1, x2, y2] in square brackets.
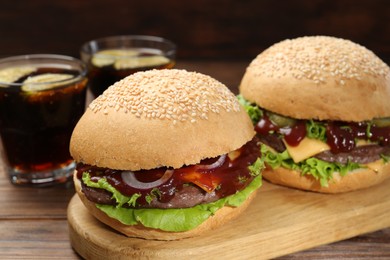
[0, 0, 389, 63]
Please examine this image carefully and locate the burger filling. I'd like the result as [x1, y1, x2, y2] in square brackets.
[238, 95, 390, 186]
[75, 137, 264, 232]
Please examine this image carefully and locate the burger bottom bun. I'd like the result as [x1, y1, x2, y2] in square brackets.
[262, 160, 390, 193]
[74, 173, 257, 240]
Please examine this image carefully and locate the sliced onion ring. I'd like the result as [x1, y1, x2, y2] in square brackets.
[121, 169, 174, 190]
[196, 154, 227, 170]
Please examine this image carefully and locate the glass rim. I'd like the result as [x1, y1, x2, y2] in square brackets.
[0, 54, 87, 87]
[80, 35, 177, 56]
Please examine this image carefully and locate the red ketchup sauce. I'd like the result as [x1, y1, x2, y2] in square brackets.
[255, 115, 390, 154]
[76, 138, 260, 206]
[255, 115, 306, 147]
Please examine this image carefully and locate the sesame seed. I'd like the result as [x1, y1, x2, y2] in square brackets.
[88, 69, 241, 124]
[248, 36, 390, 85]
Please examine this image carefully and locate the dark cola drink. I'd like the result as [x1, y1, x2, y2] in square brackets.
[0, 54, 88, 186]
[80, 36, 176, 98]
[87, 48, 175, 97]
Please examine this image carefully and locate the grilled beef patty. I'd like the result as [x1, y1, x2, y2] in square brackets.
[81, 182, 220, 209]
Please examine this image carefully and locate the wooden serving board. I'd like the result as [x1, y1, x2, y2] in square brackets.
[67, 179, 390, 259]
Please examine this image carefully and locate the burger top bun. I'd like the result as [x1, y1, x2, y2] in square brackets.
[70, 69, 254, 171]
[239, 36, 390, 121]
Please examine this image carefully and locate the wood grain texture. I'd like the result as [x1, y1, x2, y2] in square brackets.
[0, 220, 79, 259]
[0, 176, 75, 219]
[68, 177, 390, 260]
[276, 229, 390, 259]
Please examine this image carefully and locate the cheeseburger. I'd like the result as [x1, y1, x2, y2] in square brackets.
[238, 36, 390, 193]
[70, 69, 263, 240]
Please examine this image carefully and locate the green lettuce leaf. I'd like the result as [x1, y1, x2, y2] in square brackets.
[306, 120, 327, 142]
[237, 94, 263, 124]
[248, 157, 265, 177]
[83, 172, 141, 207]
[82, 159, 263, 232]
[260, 144, 362, 187]
[96, 175, 262, 232]
[381, 153, 390, 163]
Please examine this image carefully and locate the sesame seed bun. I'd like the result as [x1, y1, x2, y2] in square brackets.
[70, 69, 254, 170]
[73, 173, 258, 240]
[262, 159, 390, 193]
[69, 69, 259, 240]
[239, 36, 390, 193]
[239, 35, 390, 121]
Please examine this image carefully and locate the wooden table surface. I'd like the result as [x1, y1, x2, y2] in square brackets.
[0, 61, 389, 259]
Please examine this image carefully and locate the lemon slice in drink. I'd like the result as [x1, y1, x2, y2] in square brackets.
[91, 49, 139, 67]
[114, 55, 170, 70]
[0, 66, 36, 86]
[21, 73, 75, 92]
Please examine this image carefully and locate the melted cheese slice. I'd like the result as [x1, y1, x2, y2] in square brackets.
[283, 138, 376, 163]
[283, 138, 330, 163]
